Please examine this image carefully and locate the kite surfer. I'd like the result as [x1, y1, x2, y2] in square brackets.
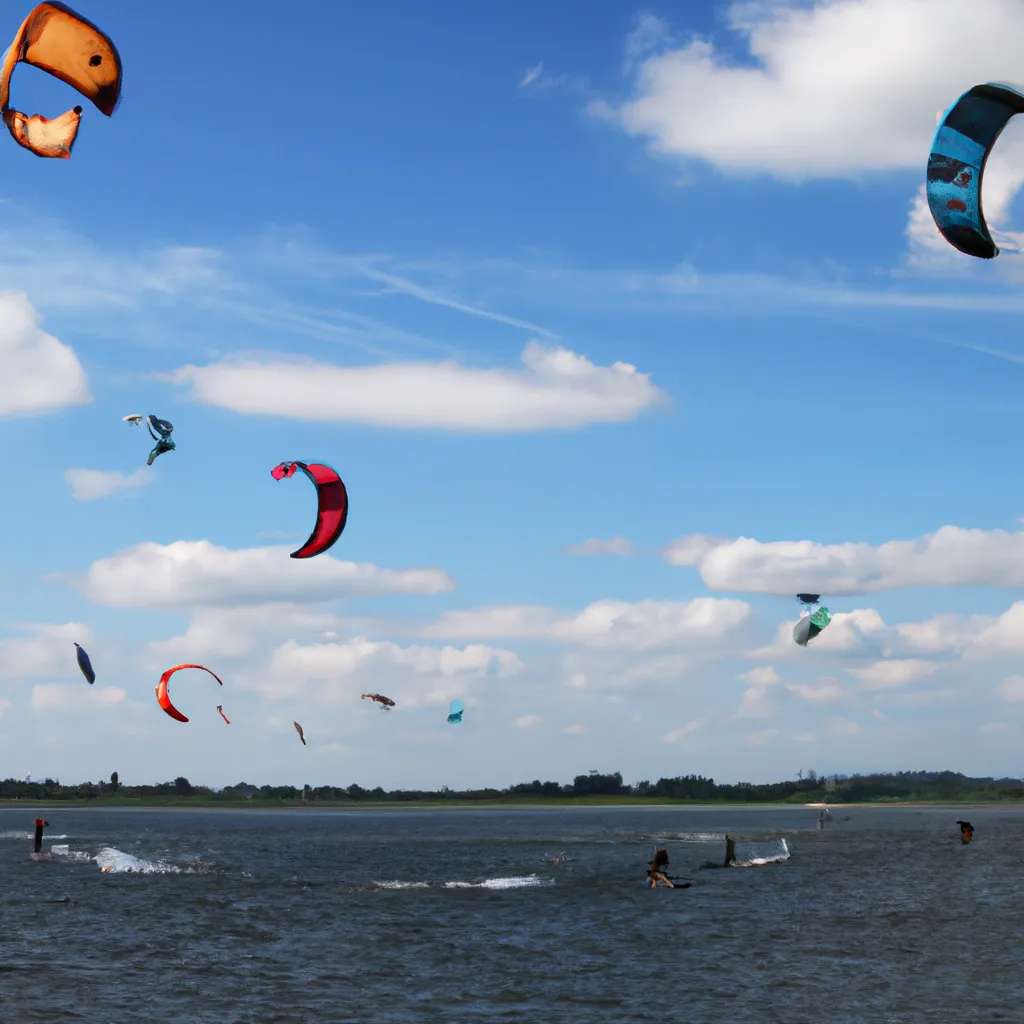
[33, 817, 48, 852]
[956, 820, 974, 844]
[646, 846, 674, 888]
[145, 415, 175, 466]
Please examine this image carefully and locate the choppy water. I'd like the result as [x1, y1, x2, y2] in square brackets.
[2, 804, 1022, 1022]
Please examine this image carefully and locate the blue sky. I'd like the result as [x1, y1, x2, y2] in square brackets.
[4, 0, 1024, 789]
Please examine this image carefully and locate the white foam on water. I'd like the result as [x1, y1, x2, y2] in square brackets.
[373, 880, 431, 890]
[735, 838, 790, 867]
[444, 874, 551, 890]
[94, 847, 191, 874]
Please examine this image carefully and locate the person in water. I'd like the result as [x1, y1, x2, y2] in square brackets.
[647, 846, 674, 887]
[956, 820, 974, 844]
[32, 818, 49, 854]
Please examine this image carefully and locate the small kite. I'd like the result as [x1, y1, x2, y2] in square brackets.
[216, 705, 231, 725]
[73, 642, 94, 684]
[0, 2, 122, 159]
[145, 415, 175, 466]
[927, 82, 1024, 259]
[957, 819, 974, 844]
[361, 693, 395, 710]
[271, 461, 348, 559]
[294, 721, 306, 746]
[792, 594, 831, 647]
[123, 414, 143, 426]
[155, 663, 225, 724]
[447, 700, 464, 724]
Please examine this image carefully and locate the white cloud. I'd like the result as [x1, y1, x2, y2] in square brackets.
[1002, 674, 1024, 701]
[0, 292, 89, 416]
[848, 659, 941, 691]
[601, 0, 1024, 181]
[69, 540, 454, 609]
[980, 721, 1012, 733]
[169, 341, 666, 431]
[756, 608, 887, 658]
[65, 467, 152, 501]
[0, 623, 94, 681]
[871, 709, 886, 721]
[254, 637, 522, 705]
[565, 724, 586, 734]
[516, 714, 542, 728]
[146, 605, 349, 662]
[786, 679, 847, 702]
[420, 597, 752, 650]
[661, 717, 707, 742]
[741, 665, 782, 687]
[743, 728, 779, 747]
[31, 684, 126, 711]
[0, 698, 8, 718]
[663, 526, 1024, 594]
[737, 687, 774, 718]
[564, 536, 633, 556]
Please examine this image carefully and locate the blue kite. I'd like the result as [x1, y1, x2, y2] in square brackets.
[926, 82, 1024, 259]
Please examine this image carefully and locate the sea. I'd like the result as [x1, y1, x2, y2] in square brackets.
[1, 804, 1021, 1023]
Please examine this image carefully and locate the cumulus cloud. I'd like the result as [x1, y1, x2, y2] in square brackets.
[31, 684, 126, 711]
[830, 717, 862, 735]
[741, 665, 783, 687]
[69, 540, 454, 609]
[564, 536, 633, 556]
[0, 622, 94, 681]
[600, 0, 1024, 181]
[786, 678, 847, 702]
[663, 526, 1024, 595]
[253, 637, 522, 705]
[516, 714, 542, 728]
[0, 291, 89, 416]
[65, 467, 152, 501]
[419, 597, 752, 650]
[737, 687, 774, 718]
[146, 605, 349, 662]
[847, 659, 942, 691]
[169, 341, 666, 431]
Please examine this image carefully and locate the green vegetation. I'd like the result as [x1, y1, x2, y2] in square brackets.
[1, 768, 1022, 807]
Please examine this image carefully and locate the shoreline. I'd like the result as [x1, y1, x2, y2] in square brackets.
[1, 798, 1019, 812]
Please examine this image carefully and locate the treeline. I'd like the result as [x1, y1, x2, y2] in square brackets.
[1, 769, 1023, 804]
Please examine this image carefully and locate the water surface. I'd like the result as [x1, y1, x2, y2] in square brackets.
[2, 804, 1020, 1022]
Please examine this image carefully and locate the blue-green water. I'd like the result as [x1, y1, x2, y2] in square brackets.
[2, 805, 1021, 1022]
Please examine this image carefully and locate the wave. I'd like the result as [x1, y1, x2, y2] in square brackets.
[371, 874, 552, 891]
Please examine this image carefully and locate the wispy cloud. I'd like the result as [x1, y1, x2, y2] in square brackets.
[564, 536, 633, 557]
[520, 62, 544, 88]
[65, 467, 152, 502]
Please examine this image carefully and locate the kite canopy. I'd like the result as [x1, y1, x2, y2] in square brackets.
[793, 595, 832, 647]
[361, 692, 395, 709]
[73, 642, 94, 684]
[155, 663, 225, 723]
[447, 700, 464, 724]
[926, 82, 1024, 259]
[123, 414, 142, 426]
[0, 2, 122, 159]
[294, 721, 306, 745]
[271, 461, 348, 559]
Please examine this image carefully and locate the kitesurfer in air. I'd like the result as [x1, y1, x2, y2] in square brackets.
[146, 415, 175, 466]
[646, 846, 674, 887]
